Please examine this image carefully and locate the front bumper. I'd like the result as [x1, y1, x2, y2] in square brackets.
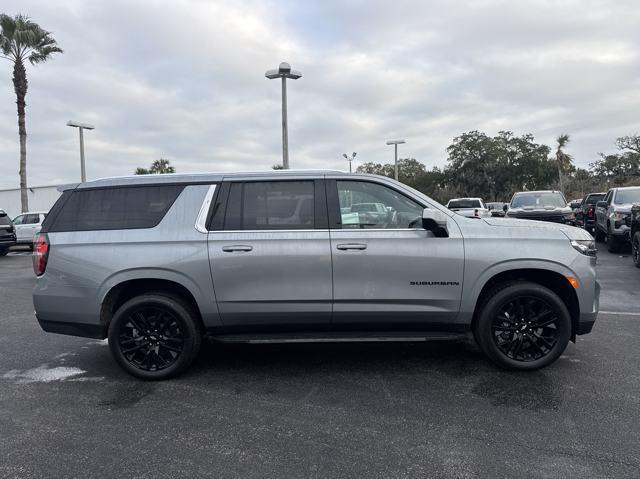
[576, 280, 599, 336]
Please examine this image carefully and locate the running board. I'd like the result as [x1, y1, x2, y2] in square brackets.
[209, 331, 467, 344]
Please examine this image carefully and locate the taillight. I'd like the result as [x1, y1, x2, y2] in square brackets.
[587, 207, 593, 217]
[33, 233, 49, 276]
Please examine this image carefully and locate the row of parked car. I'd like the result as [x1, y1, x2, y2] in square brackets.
[446, 186, 640, 267]
[0, 210, 47, 256]
[569, 186, 640, 263]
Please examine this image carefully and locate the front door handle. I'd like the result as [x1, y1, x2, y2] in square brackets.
[222, 245, 253, 253]
[336, 243, 367, 251]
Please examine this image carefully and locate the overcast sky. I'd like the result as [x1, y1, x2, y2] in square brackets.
[0, 0, 639, 189]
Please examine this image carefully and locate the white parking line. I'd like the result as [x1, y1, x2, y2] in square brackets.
[600, 311, 640, 317]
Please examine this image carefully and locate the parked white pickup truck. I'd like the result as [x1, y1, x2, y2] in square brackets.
[446, 198, 490, 218]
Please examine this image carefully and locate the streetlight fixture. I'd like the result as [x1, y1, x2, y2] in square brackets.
[386, 139, 406, 180]
[67, 120, 95, 182]
[342, 152, 357, 173]
[265, 62, 302, 169]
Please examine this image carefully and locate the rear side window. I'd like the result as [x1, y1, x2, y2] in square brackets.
[48, 185, 184, 232]
[224, 181, 315, 230]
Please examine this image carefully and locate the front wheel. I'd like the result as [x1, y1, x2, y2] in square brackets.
[108, 294, 202, 380]
[633, 232, 640, 268]
[474, 282, 571, 370]
[594, 226, 605, 242]
[0, 247, 8, 257]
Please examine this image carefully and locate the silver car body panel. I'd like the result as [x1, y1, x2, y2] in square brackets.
[33, 170, 599, 338]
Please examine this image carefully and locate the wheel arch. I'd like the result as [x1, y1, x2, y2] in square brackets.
[99, 274, 207, 333]
[469, 267, 580, 341]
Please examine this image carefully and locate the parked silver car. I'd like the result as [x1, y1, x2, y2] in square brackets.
[594, 186, 640, 252]
[33, 170, 599, 379]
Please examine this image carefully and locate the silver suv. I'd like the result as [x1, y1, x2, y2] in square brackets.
[33, 170, 600, 379]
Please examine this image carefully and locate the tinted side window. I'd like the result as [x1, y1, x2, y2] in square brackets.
[25, 214, 40, 224]
[48, 185, 184, 232]
[224, 181, 315, 230]
[336, 181, 424, 229]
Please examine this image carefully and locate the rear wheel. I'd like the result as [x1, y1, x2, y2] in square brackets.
[108, 294, 202, 380]
[474, 282, 571, 370]
[633, 232, 640, 268]
[0, 247, 8, 257]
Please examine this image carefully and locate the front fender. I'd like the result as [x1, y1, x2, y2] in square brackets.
[460, 258, 578, 317]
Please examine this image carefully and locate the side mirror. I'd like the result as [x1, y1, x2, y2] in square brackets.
[503, 204, 509, 212]
[422, 208, 448, 237]
[596, 201, 607, 208]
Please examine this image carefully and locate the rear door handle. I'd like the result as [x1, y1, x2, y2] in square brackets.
[336, 243, 367, 251]
[222, 245, 253, 253]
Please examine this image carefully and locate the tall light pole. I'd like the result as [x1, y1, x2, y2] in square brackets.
[265, 62, 302, 169]
[386, 139, 406, 180]
[67, 121, 95, 182]
[342, 152, 357, 173]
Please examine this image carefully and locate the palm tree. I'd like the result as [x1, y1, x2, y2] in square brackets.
[555, 134, 573, 194]
[0, 14, 62, 213]
[134, 159, 176, 174]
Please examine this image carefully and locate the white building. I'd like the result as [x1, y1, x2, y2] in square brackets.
[0, 185, 63, 219]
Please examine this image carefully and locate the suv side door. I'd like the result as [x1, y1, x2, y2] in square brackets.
[207, 178, 332, 328]
[327, 178, 464, 329]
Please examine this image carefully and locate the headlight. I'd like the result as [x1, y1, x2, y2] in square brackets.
[613, 212, 628, 222]
[564, 212, 575, 221]
[571, 239, 597, 257]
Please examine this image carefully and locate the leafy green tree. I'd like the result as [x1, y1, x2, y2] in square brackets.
[444, 131, 552, 201]
[0, 14, 62, 212]
[590, 134, 640, 187]
[134, 158, 176, 175]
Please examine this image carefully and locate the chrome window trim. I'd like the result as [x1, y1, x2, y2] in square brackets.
[195, 184, 217, 233]
[210, 228, 425, 233]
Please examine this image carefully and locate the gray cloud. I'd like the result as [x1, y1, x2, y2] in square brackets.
[0, 0, 638, 189]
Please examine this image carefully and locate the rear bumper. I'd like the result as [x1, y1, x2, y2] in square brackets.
[36, 316, 106, 339]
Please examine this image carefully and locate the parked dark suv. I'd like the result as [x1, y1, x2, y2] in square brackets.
[0, 209, 17, 256]
[575, 192, 605, 235]
[33, 171, 599, 379]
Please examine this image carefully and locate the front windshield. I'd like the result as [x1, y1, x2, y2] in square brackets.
[615, 189, 640, 205]
[511, 192, 566, 208]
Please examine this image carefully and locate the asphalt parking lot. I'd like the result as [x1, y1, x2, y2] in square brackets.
[1, 244, 639, 479]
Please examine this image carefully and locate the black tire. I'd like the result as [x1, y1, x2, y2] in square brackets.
[632, 232, 640, 268]
[0, 247, 7, 257]
[474, 282, 571, 371]
[108, 294, 202, 380]
[594, 226, 605, 243]
[606, 225, 621, 253]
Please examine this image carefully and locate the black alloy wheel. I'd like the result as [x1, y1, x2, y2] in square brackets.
[474, 282, 571, 370]
[118, 307, 185, 372]
[491, 296, 560, 362]
[109, 294, 201, 380]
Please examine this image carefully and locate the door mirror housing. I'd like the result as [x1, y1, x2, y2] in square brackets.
[596, 201, 607, 208]
[422, 209, 449, 237]
[503, 204, 509, 212]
